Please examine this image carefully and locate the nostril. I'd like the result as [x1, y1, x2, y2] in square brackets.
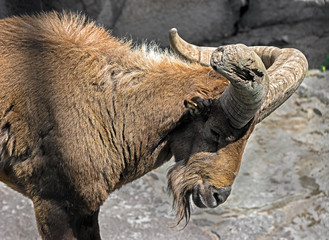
[212, 186, 231, 205]
[192, 184, 232, 209]
[212, 192, 223, 204]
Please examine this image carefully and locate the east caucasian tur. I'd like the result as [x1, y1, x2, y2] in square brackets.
[0, 12, 307, 240]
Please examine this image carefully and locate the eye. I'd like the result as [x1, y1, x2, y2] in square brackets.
[184, 97, 212, 119]
[210, 128, 220, 142]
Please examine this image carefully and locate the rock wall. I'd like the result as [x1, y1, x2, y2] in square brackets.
[0, 0, 328, 68]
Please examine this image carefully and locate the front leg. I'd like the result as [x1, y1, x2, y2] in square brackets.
[74, 210, 101, 240]
[33, 198, 101, 240]
[33, 198, 76, 240]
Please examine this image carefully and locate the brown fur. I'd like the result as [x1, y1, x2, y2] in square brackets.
[0, 12, 256, 239]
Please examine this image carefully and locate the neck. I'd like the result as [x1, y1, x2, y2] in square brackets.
[101, 46, 227, 188]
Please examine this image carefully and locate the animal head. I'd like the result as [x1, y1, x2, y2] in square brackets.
[166, 28, 308, 225]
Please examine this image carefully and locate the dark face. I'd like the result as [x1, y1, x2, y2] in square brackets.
[167, 97, 256, 224]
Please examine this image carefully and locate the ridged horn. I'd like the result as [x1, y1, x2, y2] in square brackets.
[169, 28, 308, 126]
[249, 46, 308, 122]
[210, 44, 269, 128]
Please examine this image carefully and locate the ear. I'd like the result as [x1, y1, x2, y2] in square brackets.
[184, 97, 212, 117]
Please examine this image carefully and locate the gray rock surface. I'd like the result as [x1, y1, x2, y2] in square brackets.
[214, 1, 329, 70]
[0, 0, 328, 68]
[110, 0, 240, 46]
[0, 71, 328, 239]
[299, 70, 329, 104]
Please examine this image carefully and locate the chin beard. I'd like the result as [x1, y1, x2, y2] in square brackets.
[167, 161, 200, 227]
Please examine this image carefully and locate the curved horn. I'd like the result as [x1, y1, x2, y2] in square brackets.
[249, 46, 308, 122]
[210, 44, 269, 128]
[169, 28, 308, 125]
[169, 28, 215, 66]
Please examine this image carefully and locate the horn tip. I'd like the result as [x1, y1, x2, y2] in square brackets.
[170, 28, 178, 36]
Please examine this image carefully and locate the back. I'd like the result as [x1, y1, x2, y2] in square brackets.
[0, 12, 125, 158]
